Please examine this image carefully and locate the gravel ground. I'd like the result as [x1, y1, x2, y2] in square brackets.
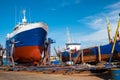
[0, 71, 112, 80]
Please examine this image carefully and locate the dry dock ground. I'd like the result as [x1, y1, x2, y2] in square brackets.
[0, 71, 112, 80]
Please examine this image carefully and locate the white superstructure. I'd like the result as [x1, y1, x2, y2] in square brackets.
[6, 10, 48, 40]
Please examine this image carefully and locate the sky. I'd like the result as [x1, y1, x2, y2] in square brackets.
[0, 0, 120, 56]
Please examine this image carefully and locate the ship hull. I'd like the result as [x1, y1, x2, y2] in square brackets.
[13, 46, 43, 64]
[61, 41, 120, 63]
[71, 53, 120, 63]
[6, 25, 47, 65]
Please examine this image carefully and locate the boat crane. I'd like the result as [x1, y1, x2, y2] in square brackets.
[107, 13, 120, 67]
[106, 17, 112, 43]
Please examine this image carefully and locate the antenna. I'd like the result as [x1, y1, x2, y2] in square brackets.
[23, 10, 26, 18]
[66, 27, 71, 43]
[22, 9, 27, 23]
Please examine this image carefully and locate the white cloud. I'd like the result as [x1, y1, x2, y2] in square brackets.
[50, 1, 120, 51]
[60, 0, 81, 7]
[49, 0, 81, 12]
[77, 1, 120, 48]
[71, 29, 108, 48]
[105, 1, 120, 10]
[87, 18, 106, 29]
[80, 29, 108, 41]
[82, 9, 120, 30]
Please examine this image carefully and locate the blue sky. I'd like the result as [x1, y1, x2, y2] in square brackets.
[0, 0, 120, 55]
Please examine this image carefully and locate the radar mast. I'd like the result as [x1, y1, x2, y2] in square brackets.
[22, 9, 27, 23]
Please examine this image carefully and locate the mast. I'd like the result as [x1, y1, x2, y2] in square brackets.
[66, 27, 71, 43]
[22, 9, 27, 24]
[106, 17, 112, 43]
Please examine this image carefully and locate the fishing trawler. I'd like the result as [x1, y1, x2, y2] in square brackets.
[6, 10, 48, 65]
[55, 15, 120, 64]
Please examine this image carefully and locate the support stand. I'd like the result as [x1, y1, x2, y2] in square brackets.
[98, 45, 101, 62]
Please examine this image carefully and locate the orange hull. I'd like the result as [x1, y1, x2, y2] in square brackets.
[13, 46, 43, 64]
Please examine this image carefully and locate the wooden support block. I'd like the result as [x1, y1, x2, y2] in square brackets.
[60, 53, 62, 64]
[10, 42, 15, 68]
[69, 52, 72, 61]
[74, 50, 81, 64]
[98, 45, 101, 62]
[81, 50, 84, 63]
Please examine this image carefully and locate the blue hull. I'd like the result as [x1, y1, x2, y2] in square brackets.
[61, 40, 120, 62]
[6, 27, 47, 64]
[6, 27, 47, 47]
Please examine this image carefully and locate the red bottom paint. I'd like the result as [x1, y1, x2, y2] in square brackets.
[13, 46, 43, 64]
